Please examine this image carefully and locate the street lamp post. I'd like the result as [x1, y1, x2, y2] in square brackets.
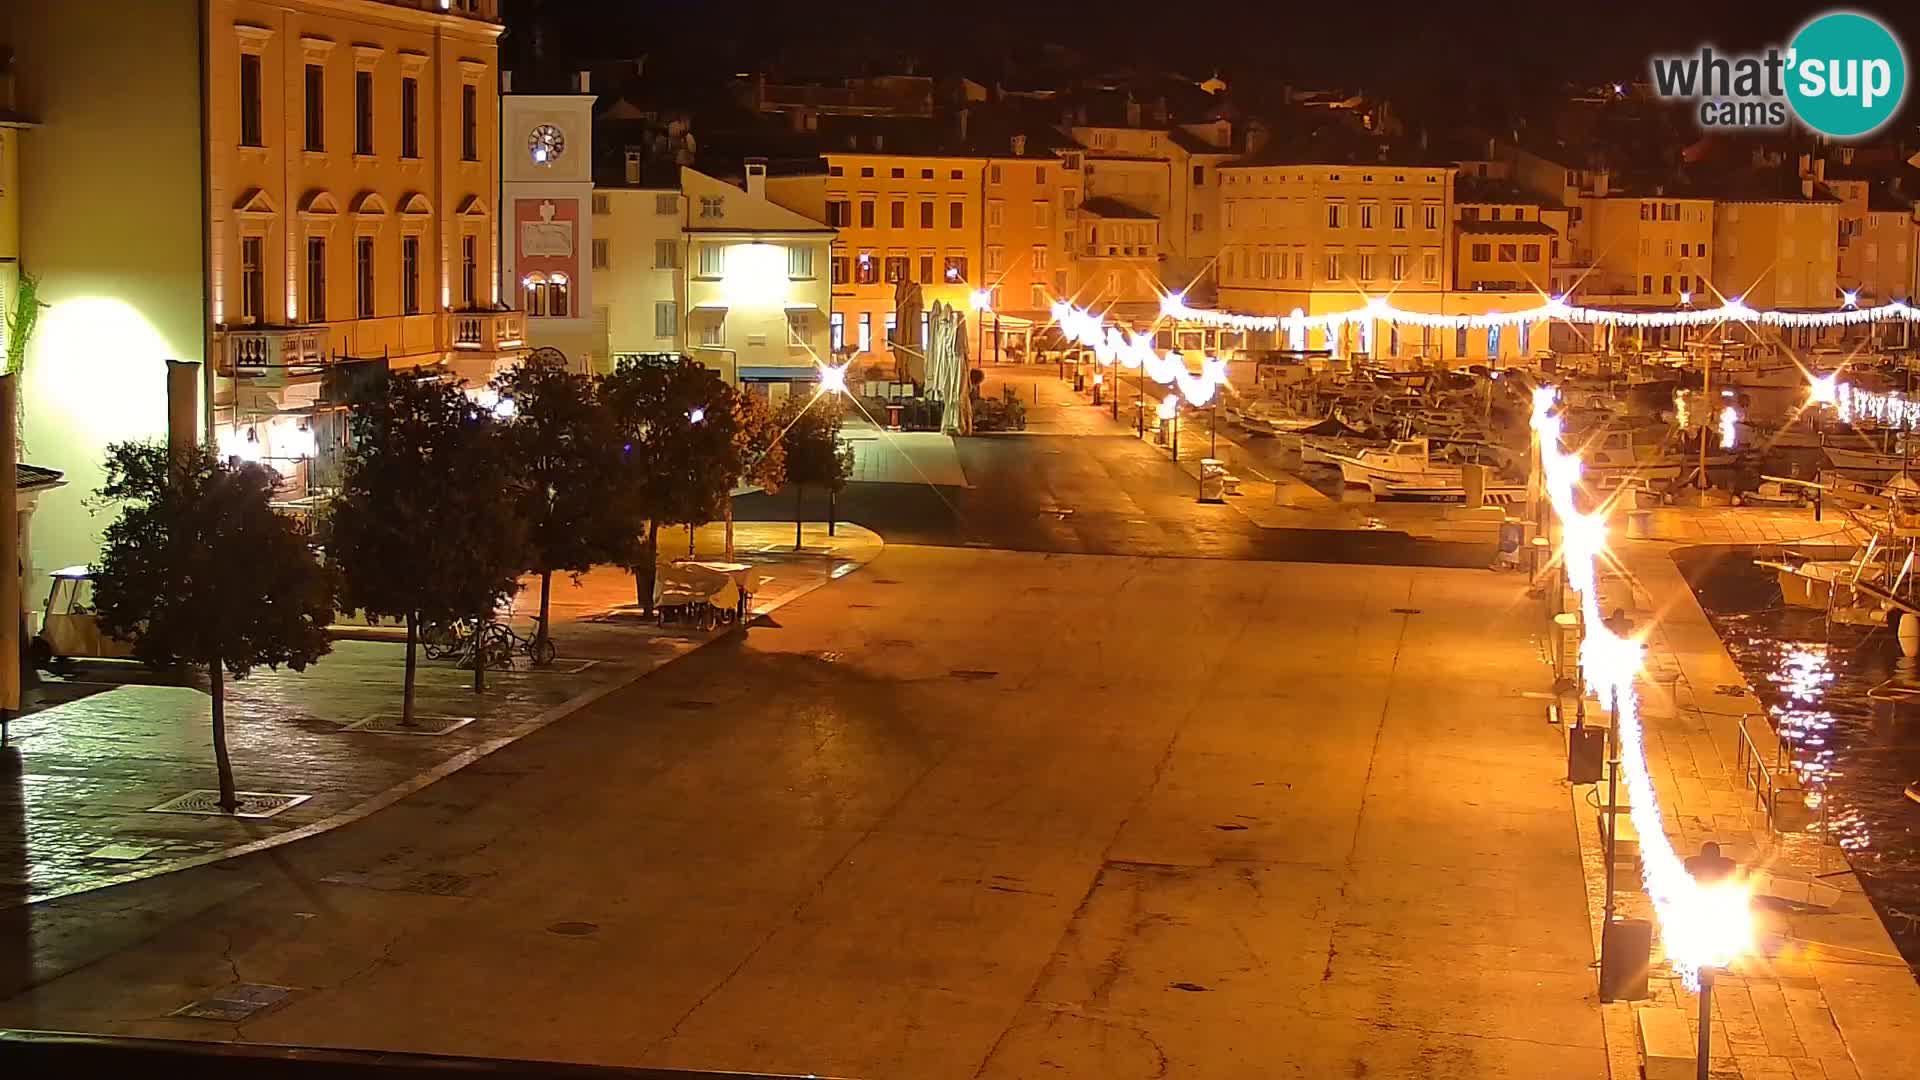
[970, 290, 991, 377]
[1697, 967, 1717, 1080]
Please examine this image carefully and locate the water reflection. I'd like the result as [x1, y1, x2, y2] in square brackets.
[1684, 552, 1920, 968]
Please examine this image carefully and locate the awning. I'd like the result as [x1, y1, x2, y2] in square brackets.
[738, 366, 820, 381]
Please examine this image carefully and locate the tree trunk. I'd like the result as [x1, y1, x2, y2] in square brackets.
[795, 484, 805, 549]
[537, 568, 553, 647]
[402, 612, 418, 726]
[210, 659, 237, 812]
[640, 521, 659, 616]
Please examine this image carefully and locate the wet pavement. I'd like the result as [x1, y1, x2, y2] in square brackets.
[0, 523, 881, 910]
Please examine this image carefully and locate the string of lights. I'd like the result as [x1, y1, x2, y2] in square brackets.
[1050, 301, 1232, 406]
[1531, 386, 1752, 988]
[1161, 293, 1920, 334]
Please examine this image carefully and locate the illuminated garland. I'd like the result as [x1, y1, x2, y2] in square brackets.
[1163, 293, 1919, 333]
[1832, 380, 1920, 429]
[1051, 301, 1231, 406]
[1532, 387, 1751, 988]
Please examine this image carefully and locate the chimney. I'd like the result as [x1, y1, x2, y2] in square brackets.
[1011, 133, 1026, 156]
[1802, 176, 1815, 199]
[1840, 146, 1856, 165]
[1814, 158, 1826, 181]
[1150, 96, 1168, 126]
[625, 147, 642, 185]
[1590, 170, 1609, 197]
[577, 70, 591, 94]
[744, 157, 767, 199]
[501, 69, 514, 93]
[1076, 104, 1088, 125]
[957, 107, 970, 142]
[1125, 97, 1142, 128]
[1798, 151, 1812, 176]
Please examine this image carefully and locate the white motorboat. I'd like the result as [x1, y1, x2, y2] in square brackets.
[1327, 437, 1468, 488]
[1824, 444, 1915, 473]
[1757, 556, 1881, 609]
[1577, 426, 1737, 487]
[1367, 476, 1528, 504]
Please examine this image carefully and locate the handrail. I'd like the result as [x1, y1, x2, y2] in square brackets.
[0, 1030, 852, 1079]
[1733, 716, 1780, 819]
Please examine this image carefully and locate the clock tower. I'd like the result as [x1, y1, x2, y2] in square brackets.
[500, 71, 598, 370]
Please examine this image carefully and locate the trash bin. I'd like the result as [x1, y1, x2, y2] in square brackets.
[1199, 458, 1228, 503]
[1091, 384, 1103, 406]
[1497, 517, 1524, 570]
[1156, 418, 1170, 445]
[1074, 371, 1086, 392]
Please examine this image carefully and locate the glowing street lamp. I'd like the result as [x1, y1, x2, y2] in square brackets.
[816, 360, 849, 396]
[688, 406, 706, 425]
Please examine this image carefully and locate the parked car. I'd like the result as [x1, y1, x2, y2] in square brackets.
[29, 565, 136, 669]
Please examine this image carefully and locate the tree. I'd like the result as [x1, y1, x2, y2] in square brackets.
[329, 374, 527, 721]
[601, 356, 745, 612]
[776, 393, 855, 548]
[92, 443, 334, 811]
[725, 390, 787, 559]
[491, 348, 622, 653]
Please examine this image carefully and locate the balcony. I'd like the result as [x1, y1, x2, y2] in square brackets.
[220, 325, 331, 383]
[452, 309, 527, 354]
[374, 0, 500, 20]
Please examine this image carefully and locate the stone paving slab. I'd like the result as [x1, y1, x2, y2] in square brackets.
[0, 522, 881, 909]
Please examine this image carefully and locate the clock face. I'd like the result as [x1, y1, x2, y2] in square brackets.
[528, 124, 566, 166]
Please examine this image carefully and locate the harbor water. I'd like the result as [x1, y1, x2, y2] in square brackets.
[1679, 546, 1920, 974]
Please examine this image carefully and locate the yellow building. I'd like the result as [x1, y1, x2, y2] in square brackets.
[1711, 180, 1839, 313]
[981, 146, 1075, 323]
[1452, 179, 1554, 294]
[1583, 193, 1714, 307]
[1831, 173, 1916, 306]
[1074, 196, 1163, 318]
[5, 0, 511, 595]
[596, 183, 688, 361]
[772, 150, 985, 377]
[1071, 121, 1235, 289]
[1216, 156, 1547, 366]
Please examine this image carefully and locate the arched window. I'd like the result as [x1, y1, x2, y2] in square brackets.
[547, 272, 570, 318]
[522, 272, 547, 317]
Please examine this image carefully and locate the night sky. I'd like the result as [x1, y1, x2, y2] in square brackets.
[504, 1, 1920, 134]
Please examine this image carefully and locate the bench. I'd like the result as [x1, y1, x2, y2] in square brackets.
[1636, 1006, 1694, 1080]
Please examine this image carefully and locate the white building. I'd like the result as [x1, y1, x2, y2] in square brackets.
[591, 164, 832, 397]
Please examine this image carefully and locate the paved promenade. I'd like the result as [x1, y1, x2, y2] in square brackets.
[0, 522, 881, 910]
[1574, 506, 1919, 1080]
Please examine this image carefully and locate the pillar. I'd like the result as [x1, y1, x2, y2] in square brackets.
[0, 374, 17, 714]
[167, 360, 201, 464]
